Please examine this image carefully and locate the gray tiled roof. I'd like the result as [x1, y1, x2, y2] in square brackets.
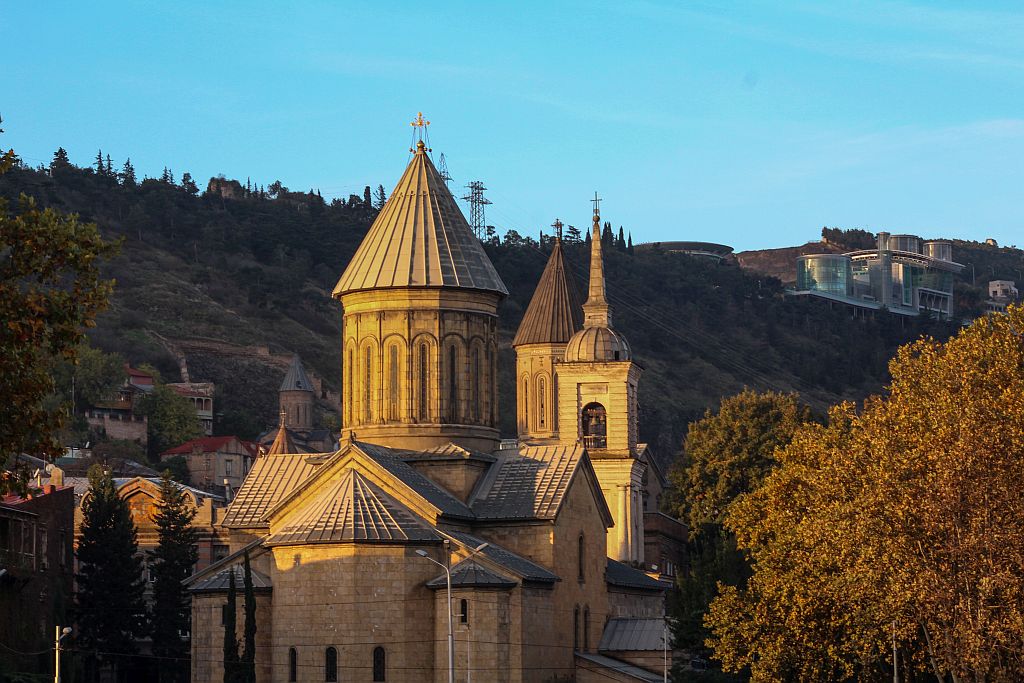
[266, 469, 440, 545]
[425, 560, 517, 590]
[220, 453, 319, 528]
[513, 238, 583, 347]
[189, 565, 272, 593]
[605, 559, 668, 592]
[403, 442, 496, 463]
[279, 355, 314, 393]
[356, 442, 475, 519]
[333, 141, 507, 297]
[469, 444, 582, 520]
[575, 652, 663, 682]
[446, 531, 558, 584]
[598, 618, 667, 652]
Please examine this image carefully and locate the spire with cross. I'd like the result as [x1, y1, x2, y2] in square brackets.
[551, 218, 564, 242]
[409, 111, 432, 152]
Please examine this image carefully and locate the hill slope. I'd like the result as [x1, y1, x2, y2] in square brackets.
[2, 158, 971, 459]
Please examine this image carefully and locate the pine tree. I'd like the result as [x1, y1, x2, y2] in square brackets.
[566, 225, 582, 243]
[161, 167, 175, 184]
[76, 464, 146, 681]
[150, 473, 198, 683]
[180, 172, 199, 196]
[95, 149, 105, 175]
[121, 158, 137, 188]
[241, 553, 257, 683]
[224, 569, 240, 683]
[50, 147, 70, 173]
[105, 154, 114, 177]
[374, 184, 387, 209]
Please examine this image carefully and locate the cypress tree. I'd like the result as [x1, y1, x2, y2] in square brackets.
[223, 570, 239, 683]
[628, 232, 634, 254]
[363, 185, 372, 206]
[617, 226, 626, 251]
[76, 464, 146, 682]
[241, 553, 257, 683]
[602, 221, 614, 246]
[150, 473, 198, 683]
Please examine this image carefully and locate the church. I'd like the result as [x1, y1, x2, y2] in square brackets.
[186, 129, 671, 683]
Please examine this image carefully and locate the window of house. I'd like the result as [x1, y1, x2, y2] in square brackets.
[288, 647, 297, 682]
[459, 598, 469, 624]
[225, 459, 233, 476]
[325, 646, 338, 682]
[577, 534, 585, 583]
[372, 646, 386, 681]
[213, 544, 230, 562]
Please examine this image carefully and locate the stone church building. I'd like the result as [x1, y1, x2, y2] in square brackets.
[186, 135, 669, 682]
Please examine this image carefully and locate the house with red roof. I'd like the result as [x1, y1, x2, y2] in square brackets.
[159, 436, 259, 496]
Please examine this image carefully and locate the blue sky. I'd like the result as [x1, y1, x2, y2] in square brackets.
[3, 1, 1023, 250]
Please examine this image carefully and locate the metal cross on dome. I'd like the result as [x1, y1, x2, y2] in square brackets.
[592, 191, 602, 221]
[409, 111, 432, 152]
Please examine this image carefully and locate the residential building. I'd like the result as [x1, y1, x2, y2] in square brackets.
[987, 280, 1019, 313]
[159, 436, 258, 497]
[167, 382, 215, 435]
[185, 134, 670, 683]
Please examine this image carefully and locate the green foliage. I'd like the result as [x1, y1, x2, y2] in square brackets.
[161, 455, 191, 484]
[50, 343, 126, 410]
[150, 473, 198, 682]
[820, 226, 875, 250]
[0, 151, 118, 494]
[76, 465, 146, 680]
[91, 439, 147, 463]
[137, 384, 203, 458]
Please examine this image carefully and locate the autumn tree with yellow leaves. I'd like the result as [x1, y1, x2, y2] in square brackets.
[707, 306, 1024, 682]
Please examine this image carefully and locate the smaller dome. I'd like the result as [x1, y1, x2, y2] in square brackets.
[564, 326, 632, 363]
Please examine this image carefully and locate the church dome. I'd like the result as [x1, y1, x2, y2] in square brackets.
[564, 325, 632, 362]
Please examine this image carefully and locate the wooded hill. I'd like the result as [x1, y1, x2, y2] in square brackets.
[3, 151, 987, 459]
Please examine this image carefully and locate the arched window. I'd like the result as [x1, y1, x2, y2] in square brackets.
[537, 376, 547, 429]
[471, 347, 481, 422]
[573, 605, 580, 652]
[288, 647, 297, 682]
[459, 598, 469, 624]
[578, 533, 585, 583]
[418, 343, 429, 421]
[521, 376, 529, 431]
[447, 345, 458, 422]
[346, 349, 354, 424]
[486, 347, 494, 423]
[363, 346, 373, 423]
[325, 646, 338, 682]
[581, 402, 607, 449]
[388, 345, 400, 422]
[584, 606, 590, 651]
[372, 646, 386, 681]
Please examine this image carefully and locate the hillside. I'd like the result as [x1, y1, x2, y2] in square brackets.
[2, 155, 971, 460]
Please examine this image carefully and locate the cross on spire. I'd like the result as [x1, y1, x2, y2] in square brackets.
[551, 218, 564, 241]
[591, 191, 602, 223]
[409, 112, 432, 152]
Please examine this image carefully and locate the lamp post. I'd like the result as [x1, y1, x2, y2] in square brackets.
[54, 625, 71, 683]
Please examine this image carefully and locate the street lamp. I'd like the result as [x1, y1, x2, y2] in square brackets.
[416, 540, 490, 683]
[54, 625, 72, 683]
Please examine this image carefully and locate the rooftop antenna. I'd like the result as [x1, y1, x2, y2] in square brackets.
[462, 181, 492, 240]
[409, 111, 432, 154]
[438, 152, 452, 188]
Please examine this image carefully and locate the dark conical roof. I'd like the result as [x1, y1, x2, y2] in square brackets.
[513, 238, 583, 347]
[280, 355, 313, 393]
[333, 140, 507, 297]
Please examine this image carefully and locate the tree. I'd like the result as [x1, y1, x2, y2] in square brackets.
[121, 158, 137, 188]
[241, 552, 257, 683]
[708, 307, 1024, 681]
[373, 184, 387, 209]
[160, 167, 175, 184]
[223, 569, 240, 683]
[95, 149, 106, 175]
[601, 220, 614, 246]
[617, 226, 626, 251]
[161, 455, 191, 484]
[181, 172, 199, 196]
[105, 154, 114, 177]
[627, 232, 634, 254]
[363, 185, 372, 206]
[76, 464, 146, 681]
[565, 224, 582, 243]
[0, 154, 117, 493]
[150, 473, 198, 683]
[50, 147, 71, 172]
[137, 385, 203, 458]
[51, 344, 126, 411]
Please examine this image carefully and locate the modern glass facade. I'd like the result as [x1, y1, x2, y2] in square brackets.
[797, 254, 853, 296]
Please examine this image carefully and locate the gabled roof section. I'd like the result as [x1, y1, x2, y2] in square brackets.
[605, 559, 668, 592]
[266, 469, 440, 545]
[513, 237, 583, 346]
[333, 141, 508, 297]
[189, 565, 273, 593]
[469, 444, 612, 525]
[220, 453, 320, 529]
[280, 355, 314, 393]
[425, 560, 517, 590]
[356, 441, 475, 519]
[445, 530, 559, 584]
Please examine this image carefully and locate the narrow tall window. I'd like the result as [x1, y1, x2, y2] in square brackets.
[471, 347, 481, 422]
[448, 345, 458, 422]
[584, 606, 591, 651]
[537, 376, 547, 429]
[288, 647, 297, 682]
[573, 606, 580, 651]
[325, 646, 338, 682]
[460, 598, 469, 624]
[363, 346, 372, 423]
[522, 377, 529, 431]
[346, 349, 354, 424]
[486, 347, 494, 423]
[578, 533, 585, 583]
[372, 646, 386, 681]
[388, 345, 399, 421]
[418, 344, 429, 421]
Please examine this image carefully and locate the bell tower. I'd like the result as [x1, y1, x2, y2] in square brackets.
[556, 195, 645, 563]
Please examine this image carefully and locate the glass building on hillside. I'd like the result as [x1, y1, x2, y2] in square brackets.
[792, 232, 963, 318]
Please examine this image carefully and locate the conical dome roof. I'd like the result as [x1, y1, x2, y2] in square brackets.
[279, 355, 313, 393]
[513, 237, 583, 347]
[333, 141, 508, 297]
